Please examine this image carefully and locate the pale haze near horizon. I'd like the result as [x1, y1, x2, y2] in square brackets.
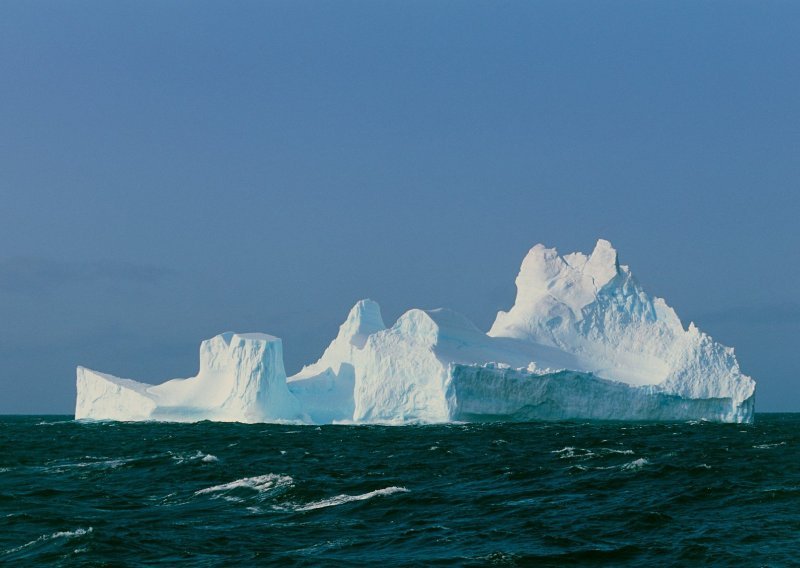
[0, 2, 798, 413]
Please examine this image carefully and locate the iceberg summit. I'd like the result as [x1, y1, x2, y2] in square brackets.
[75, 240, 756, 424]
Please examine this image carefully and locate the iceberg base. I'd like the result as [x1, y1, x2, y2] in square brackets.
[449, 365, 754, 423]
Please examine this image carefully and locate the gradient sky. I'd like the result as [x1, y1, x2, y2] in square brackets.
[1, 1, 798, 413]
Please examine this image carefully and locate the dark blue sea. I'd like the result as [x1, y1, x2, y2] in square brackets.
[1, 415, 799, 566]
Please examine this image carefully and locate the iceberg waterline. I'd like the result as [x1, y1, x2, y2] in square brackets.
[75, 240, 756, 424]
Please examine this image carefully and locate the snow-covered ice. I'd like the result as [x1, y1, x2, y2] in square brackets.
[75, 240, 756, 424]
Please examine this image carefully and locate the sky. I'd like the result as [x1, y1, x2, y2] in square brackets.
[1, 1, 798, 413]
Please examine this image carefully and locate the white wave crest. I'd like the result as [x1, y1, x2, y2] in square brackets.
[753, 442, 786, 449]
[3, 527, 92, 556]
[45, 458, 132, 472]
[51, 528, 92, 539]
[601, 448, 634, 455]
[172, 451, 219, 465]
[195, 474, 293, 497]
[296, 486, 409, 512]
[621, 458, 649, 471]
[551, 447, 596, 459]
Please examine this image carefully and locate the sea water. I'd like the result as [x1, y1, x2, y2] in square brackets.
[1, 415, 798, 565]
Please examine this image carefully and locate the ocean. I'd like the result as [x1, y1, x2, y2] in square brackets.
[1, 414, 798, 566]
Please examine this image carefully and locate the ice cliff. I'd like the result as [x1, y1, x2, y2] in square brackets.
[75, 240, 756, 423]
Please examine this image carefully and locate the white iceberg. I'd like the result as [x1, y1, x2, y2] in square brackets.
[76, 333, 305, 422]
[75, 240, 756, 424]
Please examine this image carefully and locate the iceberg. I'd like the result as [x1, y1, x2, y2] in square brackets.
[75, 333, 306, 423]
[75, 240, 756, 424]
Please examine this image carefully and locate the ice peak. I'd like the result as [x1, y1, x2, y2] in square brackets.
[584, 238, 620, 287]
[514, 240, 620, 303]
[291, 300, 386, 383]
[594, 238, 615, 253]
[341, 299, 385, 349]
[490, 240, 631, 341]
[513, 245, 563, 305]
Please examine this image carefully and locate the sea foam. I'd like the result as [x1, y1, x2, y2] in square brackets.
[295, 486, 409, 511]
[195, 474, 293, 497]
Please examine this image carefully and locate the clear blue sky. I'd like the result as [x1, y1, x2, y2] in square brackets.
[1, 1, 798, 413]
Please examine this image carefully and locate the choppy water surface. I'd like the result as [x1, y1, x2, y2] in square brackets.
[1, 415, 799, 566]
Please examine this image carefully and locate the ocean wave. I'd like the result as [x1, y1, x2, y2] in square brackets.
[295, 486, 409, 511]
[3, 415, 799, 566]
[171, 451, 219, 464]
[553, 446, 584, 457]
[753, 442, 786, 449]
[621, 458, 649, 471]
[601, 448, 634, 455]
[3, 527, 92, 556]
[553, 446, 637, 463]
[760, 486, 800, 496]
[44, 457, 134, 472]
[195, 474, 293, 497]
[552, 447, 597, 459]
